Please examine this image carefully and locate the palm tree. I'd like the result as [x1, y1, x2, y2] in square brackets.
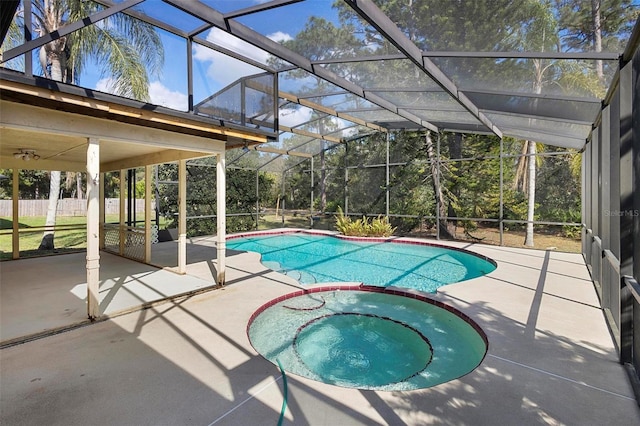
[513, 0, 608, 247]
[514, 140, 544, 246]
[15, 0, 164, 250]
[509, 1, 559, 247]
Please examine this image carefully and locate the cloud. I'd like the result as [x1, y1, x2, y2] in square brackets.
[192, 29, 265, 91]
[94, 77, 115, 94]
[340, 126, 360, 138]
[268, 31, 292, 43]
[149, 81, 188, 111]
[95, 78, 188, 111]
[194, 29, 268, 64]
[95, 27, 294, 111]
[192, 28, 292, 91]
[279, 106, 313, 127]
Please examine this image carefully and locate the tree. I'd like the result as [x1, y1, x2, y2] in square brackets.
[274, 16, 363, 213]
[555, 0, 638, 84]
[64, 172, 84, 199]
[510, 1, 560, 246]
[335, 0, 538, 238]
[8, 0, 164, 250]
[512, 0, 631, 246]
[155, 157, 276, 236]
[423, 130, 456, 238]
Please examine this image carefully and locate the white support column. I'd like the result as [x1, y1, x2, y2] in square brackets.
[99, 169, 105, 250]
[12, 168, 19, 259]
[178, 159, 187, 274]
[119, 169, 125, 255]
[216, 152, 226, 285]
[86, 137, 101, 320]
[145, 165, 152, 263]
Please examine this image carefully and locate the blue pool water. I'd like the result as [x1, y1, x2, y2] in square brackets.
[248, 288, 488, 390]
[228, 233, 495, 292]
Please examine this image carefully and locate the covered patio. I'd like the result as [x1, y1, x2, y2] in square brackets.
[0, 74, 276, 318]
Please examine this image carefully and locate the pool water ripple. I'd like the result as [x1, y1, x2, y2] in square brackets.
[228, 233, 495, 292]
[293, 313, 434, 387]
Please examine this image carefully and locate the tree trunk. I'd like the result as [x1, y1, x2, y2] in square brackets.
[38, 171, 60, 250]
[38, 33, 67, 249]
[520, 58, 544, 247]
[524, 141, 536, 247]
[447, 133, 463, 227]
[591, 0, 604, 84]
[320, 142, 326, 212]
[425, 131, 455, 239]
[514, 142, 530, 193]
[76, 172, 83, 199]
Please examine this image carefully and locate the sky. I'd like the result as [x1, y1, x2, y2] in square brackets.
[11, 0, 639, 124]
[85, 0, 340, 114]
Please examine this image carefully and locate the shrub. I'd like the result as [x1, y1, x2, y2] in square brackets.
[335, 207, 396, 237]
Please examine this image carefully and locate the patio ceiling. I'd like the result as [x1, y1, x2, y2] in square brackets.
[2, 0, 637, 171]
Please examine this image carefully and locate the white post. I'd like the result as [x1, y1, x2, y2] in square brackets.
[217, 152, 226, 285]
[86, 137, 101, 319]
[145, 165, 152, 263]
[12, 168, 19, 259]
[178, 159, 187, 274]
[99, 169, 105, 250]
[119, 169, 125, 255]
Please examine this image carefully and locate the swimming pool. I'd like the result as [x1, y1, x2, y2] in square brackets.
[228, 232, 496, 292]
[247, 286, 488, 390]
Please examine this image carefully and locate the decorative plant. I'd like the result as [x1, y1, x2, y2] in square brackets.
[335, 207, 395, 237]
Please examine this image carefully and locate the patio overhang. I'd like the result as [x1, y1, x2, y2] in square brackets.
[0, 71, 273, 172]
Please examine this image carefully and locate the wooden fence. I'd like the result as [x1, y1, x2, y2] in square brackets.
[0, 199, 151, 217]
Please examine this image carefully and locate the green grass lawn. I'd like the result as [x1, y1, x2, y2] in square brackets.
[0, 215, 151, 260]
[258, 214, 580, 253]
[1, 213, 580, 261]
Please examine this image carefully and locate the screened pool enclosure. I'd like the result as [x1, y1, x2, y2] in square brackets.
[1, 0, 640, 403]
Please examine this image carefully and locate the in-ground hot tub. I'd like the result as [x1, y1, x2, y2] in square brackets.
[247, 286, 488, 391]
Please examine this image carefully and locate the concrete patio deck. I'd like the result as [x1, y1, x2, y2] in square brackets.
[1, 233, 638, 425]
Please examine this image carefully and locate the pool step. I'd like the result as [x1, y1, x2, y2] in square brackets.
[262, 260, 283, 272]
[282, 269, 317, 284]
[262, 261, 318, 284]
[298, 270, 317, 284]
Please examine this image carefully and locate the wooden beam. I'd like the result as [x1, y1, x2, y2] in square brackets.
[100, 149, 211, 172]
[279, 125, 342, 144]
[0, 156, 86, 172]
